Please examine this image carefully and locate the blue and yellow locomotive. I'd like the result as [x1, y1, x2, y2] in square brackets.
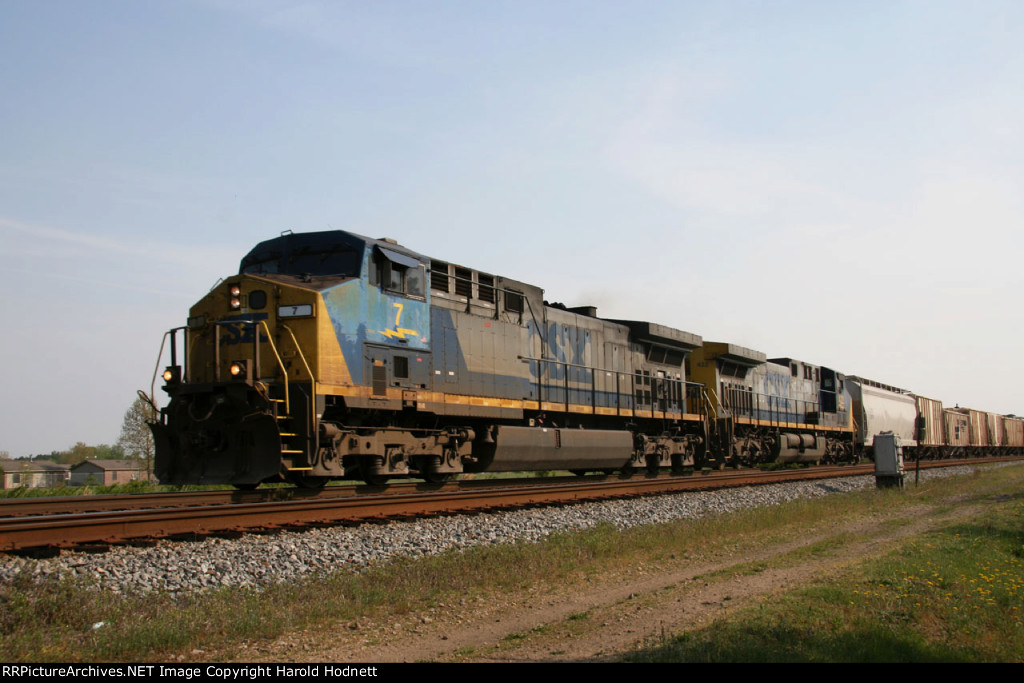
[149, 230, 856, 487]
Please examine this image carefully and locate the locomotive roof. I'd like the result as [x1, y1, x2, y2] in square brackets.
[607, 319, 702, 350]
[701, 341, 767, 366]
[240, 230, 544, 301]
[239, 230, 426, 274]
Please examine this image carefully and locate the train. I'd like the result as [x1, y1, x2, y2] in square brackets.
[146, 230, 1023, 488]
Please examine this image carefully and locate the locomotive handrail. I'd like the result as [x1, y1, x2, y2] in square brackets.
[210, 319, 292, 413]
[724, 390, 844, 432]
[161, 317, 314, 431]
[280, 322, 318, 442]
[279, 323, 315, 386]
[724, 390, 821, 428]
[521, 295, 546, 348]
[256, 320, 290, 413]
[149, 326, 188, 408]
[705, 383, 726, 418]
[693, 384, 715, 420]
[518, 354, 703, 418]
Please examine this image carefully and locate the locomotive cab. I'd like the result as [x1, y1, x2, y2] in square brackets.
[151, 232, 376, 486]
[150, 231, 462, 487]
[151, 272, 329, 486]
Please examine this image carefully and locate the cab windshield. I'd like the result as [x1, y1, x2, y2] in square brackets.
[241, 245, 362, 277]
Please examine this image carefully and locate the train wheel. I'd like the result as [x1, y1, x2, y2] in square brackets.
[646, 450, 663, 476]
[570, 469, 588, 477]
[234, 483, 259, 491]
[359, 458, 389, 486]
[417, 455, 453, 484]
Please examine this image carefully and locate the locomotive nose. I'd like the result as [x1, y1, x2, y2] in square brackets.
[153, 389, 283, 486]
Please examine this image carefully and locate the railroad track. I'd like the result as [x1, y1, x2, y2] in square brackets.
[0, 472, 657, 518]
[0, 459, 1000, 552]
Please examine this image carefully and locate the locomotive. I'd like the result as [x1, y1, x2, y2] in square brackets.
[146, 230, 1019, 488]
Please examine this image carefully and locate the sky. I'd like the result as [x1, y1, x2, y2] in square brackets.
[1, 0, 1022, 457]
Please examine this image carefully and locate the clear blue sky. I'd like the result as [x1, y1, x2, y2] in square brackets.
[2, 0, 1022, 457]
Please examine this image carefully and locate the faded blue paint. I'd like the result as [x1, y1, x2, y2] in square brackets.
[521, 318, 603, 406]
[216, 312, 270, 347]
[750, 364, 796, 422]
[761, 365, 791, 401]
[323, 279, 368, 384]
[321, 248, 431, 385]
[318, 246, 628, 408]
[527, 320, 594, 385]
[748, 364, 853, 427]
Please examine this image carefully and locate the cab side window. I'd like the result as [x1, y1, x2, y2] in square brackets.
[406, 265, 425, 297]
[374, 248, 425, 299]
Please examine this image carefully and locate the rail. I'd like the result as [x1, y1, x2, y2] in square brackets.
[721, 388, 838, 428]
[0, 464, 887, 551]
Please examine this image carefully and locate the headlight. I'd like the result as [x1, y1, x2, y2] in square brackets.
[229, 360, 249, 381]
[162, 366, 181, 385]
[228, 283, 242, 310]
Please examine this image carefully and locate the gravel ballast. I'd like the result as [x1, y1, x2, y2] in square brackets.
[0, 466, 988, 596]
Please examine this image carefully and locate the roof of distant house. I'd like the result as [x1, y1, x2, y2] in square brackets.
[0, 459, 70, 472]
[70, 459, 145, 472]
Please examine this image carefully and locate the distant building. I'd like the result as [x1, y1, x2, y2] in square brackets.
[69, 460, 150, 486]
[0, 460, 70, 489]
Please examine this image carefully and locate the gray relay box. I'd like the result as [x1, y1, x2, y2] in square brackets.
[873, 432, 905, 489]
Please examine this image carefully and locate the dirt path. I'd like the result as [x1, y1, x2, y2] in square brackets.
[237, 502, 972, 663]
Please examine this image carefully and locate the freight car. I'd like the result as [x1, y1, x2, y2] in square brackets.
[145, 230, 1015, 488]
[940, 407, 1024, 458]
[842, 378, 1024, 460]
[846, 377, 918, 455]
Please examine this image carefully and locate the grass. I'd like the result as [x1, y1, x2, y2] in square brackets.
[628, 474, 1024, 662]
[1, 464, 1022, 662]
[0, 480, 236, 498]
[0, 522, 635, 662]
